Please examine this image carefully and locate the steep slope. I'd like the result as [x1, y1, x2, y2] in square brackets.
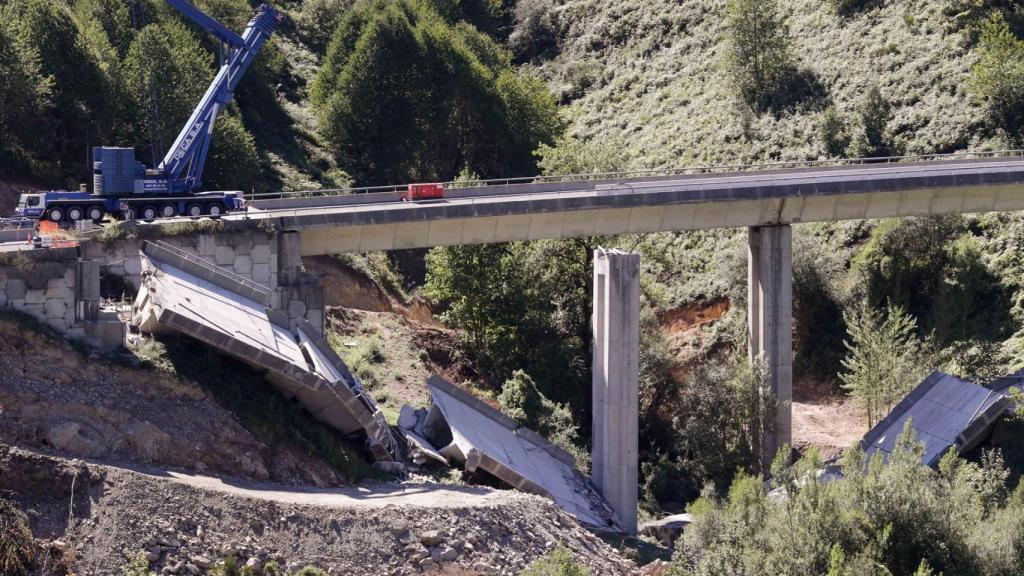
[536, 0, 990, 166]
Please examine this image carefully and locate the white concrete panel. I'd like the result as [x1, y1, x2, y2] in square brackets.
[493, 214, 534, 243]
[426, 218, 466, 247]
[299, 228, 329, 257]
[561, 210, 599, 238]
[626, 206, 666, 234]
[528, 212, 568, 240]
[460, 216, 500, 245]
[392, 220, 432, 250]
[724, 200, 764, 228]
[692, 202, 729, 229]
[357, 223, 397, 252]
[961, 188, 998, 213]
[798, 195, 837, 222]
[993, 185, 1024, 211]
[865, 192, 902, 218]
[929, 188, 966, 215]
[660, 203, 697, 230]
[592, 208, 633, 236]
[833, 194, 869, 220]
[898, 189, 935, 216]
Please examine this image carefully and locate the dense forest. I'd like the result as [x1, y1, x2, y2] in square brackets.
[4, 0, 1024, 574]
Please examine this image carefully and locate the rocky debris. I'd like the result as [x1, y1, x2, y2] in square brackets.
[0, 445, 636, 576]
[0, 316, 354, 486]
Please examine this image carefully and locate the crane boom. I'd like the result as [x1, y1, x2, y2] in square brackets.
[158, 1, 280, 193]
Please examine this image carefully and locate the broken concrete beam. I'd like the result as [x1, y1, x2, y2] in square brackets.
[862, 371, 1011, 467]
[423, 375, 622, 532]
[132, 241, 395, 460]
[639, 514, 693, 548]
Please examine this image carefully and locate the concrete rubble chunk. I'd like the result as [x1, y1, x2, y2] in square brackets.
[639, 513, 693, 547]
[131, 240, 396, 460]
[419, 375, 623, 532]
[862, 370, 1012, 466]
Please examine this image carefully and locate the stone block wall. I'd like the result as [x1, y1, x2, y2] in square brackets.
[0, 249, 79, 334]
[84, 229, 324, 335]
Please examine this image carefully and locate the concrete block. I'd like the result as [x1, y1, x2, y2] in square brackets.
[232, 234, 253, 256]
[233, 255, 253, 275]
[6, 278, 26, 300]
[123, 256, 142, 277]
[25, 290, 46, 305]
[251, 244, 272, 265]
[64, 327, 86, 341]
[47, 318, 67, 332]
[0, 293, 6, 307]
[46, 278, 66, 299]
[10, 299, 25, 311]
[306, 309, 324, 335]
[45, 298, 65, 318]
[287, 299, 306, 319]
[215, 245, 235, 266]
[197, 235, 218, 257]
[25, 303, 44, 319]
[252, 263, 271, 284]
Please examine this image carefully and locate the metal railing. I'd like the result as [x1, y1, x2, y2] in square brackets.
[247, 149, 1024, 202]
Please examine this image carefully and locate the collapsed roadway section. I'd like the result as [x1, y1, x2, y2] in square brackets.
[131, 240, 396, 461]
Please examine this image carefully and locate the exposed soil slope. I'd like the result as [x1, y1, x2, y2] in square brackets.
[0, 444, 637, 575]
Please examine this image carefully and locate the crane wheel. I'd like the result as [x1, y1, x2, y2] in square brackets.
[67, 206, 84, 221]
[206, 203, 223, 218]
[87, 206, 104, 222]
[160, 204, 177, 218]
[47, 207, 64, 222]
[186, 203, 203, 218]
[140, 205, 158, 222]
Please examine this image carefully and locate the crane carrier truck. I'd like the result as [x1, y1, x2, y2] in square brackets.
[14, 0, 280, 223]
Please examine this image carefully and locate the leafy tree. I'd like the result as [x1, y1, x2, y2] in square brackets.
[849, 85, 895, 158]
[203, 114, 260, 193]
[498, 370, 581, 463]
[818, 105, 849, 157]
[509, 0, 559, 62]
[723, 0, 793, 110]
[969, 12, 1024, 136]
[297, 0, 357, 54]
[2, 0, 117, 182]
[124, 19, 213, 165]
[313, 0, 561, 185]
[839, 302, 923, 428]
[0, 21, 52, 176]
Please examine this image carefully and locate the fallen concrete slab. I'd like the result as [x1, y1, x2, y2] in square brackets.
[862, 371, 1010, 466]
[132, 240, 395, 460]
[639, 513, 693, 547]
[400, 375, 621, 532]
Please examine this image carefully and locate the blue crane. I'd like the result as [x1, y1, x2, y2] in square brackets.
[15, 1, 281, 223]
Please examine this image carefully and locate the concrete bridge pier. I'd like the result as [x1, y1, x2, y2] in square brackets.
[747, 225, 793, 469]
[591, 248, 639, 535]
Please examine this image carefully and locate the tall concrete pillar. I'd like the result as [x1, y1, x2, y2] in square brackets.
[748, 225, 793, 470]
[592, 248, 639, 535]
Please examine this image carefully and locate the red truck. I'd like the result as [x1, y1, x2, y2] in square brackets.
[403, 183, 445, 201]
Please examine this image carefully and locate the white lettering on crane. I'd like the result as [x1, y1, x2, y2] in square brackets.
[172, 120, 206, 162]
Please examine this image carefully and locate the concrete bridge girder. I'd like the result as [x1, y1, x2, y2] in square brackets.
[291, 184, 1024, 256]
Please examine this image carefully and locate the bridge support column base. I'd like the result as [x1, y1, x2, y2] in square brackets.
[591, 248, 639, 535]
[748, 225, 793, 470]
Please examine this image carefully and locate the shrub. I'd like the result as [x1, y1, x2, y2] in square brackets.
[848, 85, 895, 158]
[969, 12, 1024, 136]
[818, 106, 849, 157]
[0, 499, 36, 576]
[293, 568, 328, 576]
[520, 546, 589, 576]
[829, 0, 878, 15]
[297, 0, 354, 54]
[509, 0, 559, 62]
[498, 370, 583, 465]
[261, 560, 281, 576]
[724, 0, 793, 110]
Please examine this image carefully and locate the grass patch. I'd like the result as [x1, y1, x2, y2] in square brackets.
[142, 335, 380, 482]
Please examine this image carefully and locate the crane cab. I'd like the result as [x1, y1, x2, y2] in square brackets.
[14, 194, 45, 218]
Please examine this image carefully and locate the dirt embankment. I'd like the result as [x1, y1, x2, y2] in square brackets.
[303, 256, 438, 325]
[0, 444, 637, 575]
[0, 316, 347, 486]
